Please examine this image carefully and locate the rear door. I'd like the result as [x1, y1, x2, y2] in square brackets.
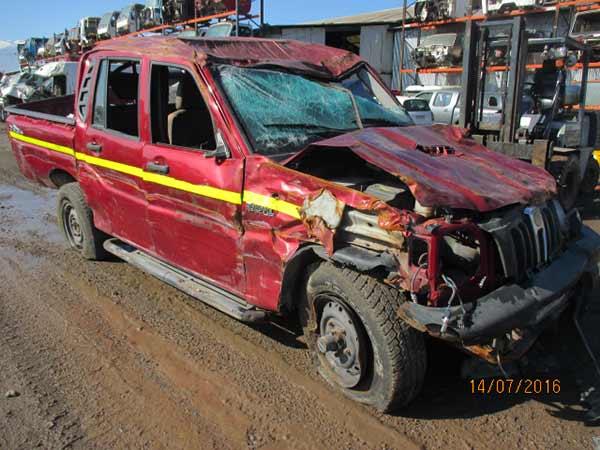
[77, 56, 153, 251]
[141, 62, 245, 293]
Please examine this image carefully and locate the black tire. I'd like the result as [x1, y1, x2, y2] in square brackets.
[301, 262, 427, 412]
[549, 156, 580, 211]
[57, 183, 108, 260]
[580, 157, 600, 194]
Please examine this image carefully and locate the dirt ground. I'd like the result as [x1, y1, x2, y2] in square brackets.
[2, 123, 600, 450]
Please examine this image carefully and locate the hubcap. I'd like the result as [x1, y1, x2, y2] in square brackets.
[62, 201, 83, 248]
[317, 300, 365, 388]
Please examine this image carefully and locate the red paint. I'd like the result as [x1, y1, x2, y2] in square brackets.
[5, 37, 557, 314]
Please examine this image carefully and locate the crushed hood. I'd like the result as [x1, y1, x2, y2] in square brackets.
[299, 125, 556, 212]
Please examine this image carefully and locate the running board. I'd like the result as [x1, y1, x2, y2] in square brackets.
[103, 239, 268, 323]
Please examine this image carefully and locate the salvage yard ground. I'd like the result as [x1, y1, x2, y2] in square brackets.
[1, 122, 600, 450]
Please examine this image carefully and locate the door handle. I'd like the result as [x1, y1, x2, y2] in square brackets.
[146, 162, 170, 175]
[86, 142, 102, 153]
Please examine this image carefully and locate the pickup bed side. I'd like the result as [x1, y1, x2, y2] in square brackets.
[7, 96, 76, 188]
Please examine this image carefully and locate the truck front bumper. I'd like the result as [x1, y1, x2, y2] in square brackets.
[398, 226, 600, 349]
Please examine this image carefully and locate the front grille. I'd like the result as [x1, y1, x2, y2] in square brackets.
[484, 201, 565, 282]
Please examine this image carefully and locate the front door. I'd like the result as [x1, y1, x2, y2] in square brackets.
[142, 63, 245, 294]
[79, 56, 153, 251]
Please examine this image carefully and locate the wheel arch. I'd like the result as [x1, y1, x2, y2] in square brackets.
[49, 168, 77, 188]
[278, 243, 399, 315]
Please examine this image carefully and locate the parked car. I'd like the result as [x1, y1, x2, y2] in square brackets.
[413, 33, 462, 68]
[413, 87, 503, 125]
[396, 96, 434, 125]
[117, 4, 148, 35]
[6, 37, 600, 413]
[98, 11, 120, 40]
[204, 21, 253, 37]
[485, 0, 546, 14]
[79, 17, 101, 47]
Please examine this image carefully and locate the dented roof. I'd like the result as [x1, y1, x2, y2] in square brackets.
[92, 36, 363, 79]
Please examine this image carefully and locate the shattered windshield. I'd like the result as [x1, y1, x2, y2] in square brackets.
[213, 65, 412, 158]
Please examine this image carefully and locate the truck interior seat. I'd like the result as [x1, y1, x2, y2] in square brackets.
[167, 75, 216, 149]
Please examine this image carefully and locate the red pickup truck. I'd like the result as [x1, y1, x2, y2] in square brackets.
[6, 37, 600, 411]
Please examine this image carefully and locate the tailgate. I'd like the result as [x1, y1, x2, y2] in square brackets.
[6, 113, 76, 188]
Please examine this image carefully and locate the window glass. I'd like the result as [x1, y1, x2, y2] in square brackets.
[92, 60, 139, 137]
[433, 92, 453, 107]
[416, 91, 433, 102]
[213, 65, 411, 158]
[150, 64, 216, 150]
[488, 96, 498, 107]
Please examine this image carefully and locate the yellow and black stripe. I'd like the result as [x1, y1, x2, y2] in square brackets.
[9, 131, 301, 220]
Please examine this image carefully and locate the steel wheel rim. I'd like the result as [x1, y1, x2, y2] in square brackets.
[316, 297, 366, 388]
[61, 200, 83, 249]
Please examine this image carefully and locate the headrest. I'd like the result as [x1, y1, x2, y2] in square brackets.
[175, 76, 203, 110]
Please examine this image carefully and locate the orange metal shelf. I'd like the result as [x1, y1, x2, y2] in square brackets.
[403, 0, 600, 30]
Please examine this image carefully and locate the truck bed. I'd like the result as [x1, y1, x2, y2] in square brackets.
[6, 96, 76, 188]
[6, 95, 75, 125]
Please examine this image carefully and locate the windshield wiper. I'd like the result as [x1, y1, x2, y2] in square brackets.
[264, 123, 356, 134]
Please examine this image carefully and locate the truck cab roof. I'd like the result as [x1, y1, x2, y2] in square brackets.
[91, 36, 364, 79]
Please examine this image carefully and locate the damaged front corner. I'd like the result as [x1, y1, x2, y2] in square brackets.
[301, 189, 345, 255]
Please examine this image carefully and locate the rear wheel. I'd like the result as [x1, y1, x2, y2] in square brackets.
[57, 183, 108, 260]
[301, 262, 427, 412]
[549, 156, 580, 211]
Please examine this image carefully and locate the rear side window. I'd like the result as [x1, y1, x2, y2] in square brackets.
[92, 59, 140, 138]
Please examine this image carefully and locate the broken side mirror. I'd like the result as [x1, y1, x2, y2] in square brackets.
[204, 131, 231, 160]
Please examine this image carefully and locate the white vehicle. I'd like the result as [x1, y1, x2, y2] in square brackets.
[98, 11, 120, 39]
[116, 4, 148, 36]
[409, 86, 503, 125]
[484, 0, 547, 14]
[396, 96, 434, 125]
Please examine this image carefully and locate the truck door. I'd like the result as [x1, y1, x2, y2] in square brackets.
[142, 63, 245, 293]
[78, 57, 153, 251]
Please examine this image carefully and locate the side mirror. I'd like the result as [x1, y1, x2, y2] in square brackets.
[204, 132, 231, 160]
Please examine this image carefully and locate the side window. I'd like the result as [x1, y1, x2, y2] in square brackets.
[150, 64, 216, 150]
[433, 92, 452, 107]
[416, 91, 433, 102]
[92, 59, 140, 138]
[77, 61, 94, 121]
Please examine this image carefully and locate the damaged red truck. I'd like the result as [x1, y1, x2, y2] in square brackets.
[6, 37, 600, 411]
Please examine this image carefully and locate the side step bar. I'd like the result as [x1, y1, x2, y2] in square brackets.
[103, 239, 268, 323]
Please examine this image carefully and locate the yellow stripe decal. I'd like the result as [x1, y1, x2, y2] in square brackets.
[242, 190, 301, 220]
[10, 132, 300, 218]
[10, 131, 75, 157]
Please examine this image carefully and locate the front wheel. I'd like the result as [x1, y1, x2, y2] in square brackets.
[301, 262, 427, 412]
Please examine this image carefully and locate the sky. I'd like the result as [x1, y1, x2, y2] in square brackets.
[0, 0, 404, 42]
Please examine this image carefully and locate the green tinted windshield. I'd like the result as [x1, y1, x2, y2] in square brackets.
[213, 65, 412, 158]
